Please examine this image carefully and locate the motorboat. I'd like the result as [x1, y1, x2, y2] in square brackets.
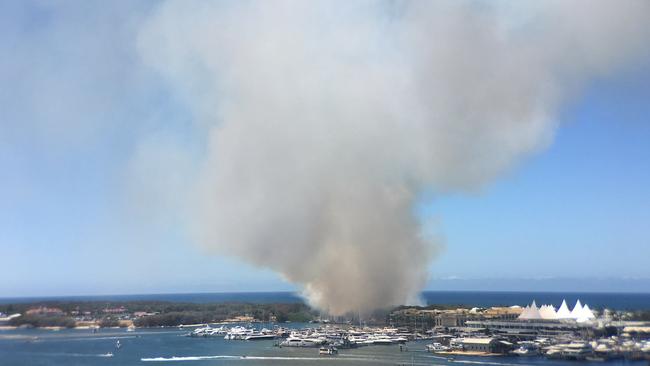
[426, 342, 450, 353]
[280, 336, 324, 347]
[544, 346, 563, 359]
[190, 325, 227, 337]
[368, 335, 395, 345]
[224, 326, 254, 340]
[319, 346, 338, 355]
[562, 342, 593, 361]
[511, 341, 540, 356]
[244, 330, 277, 341]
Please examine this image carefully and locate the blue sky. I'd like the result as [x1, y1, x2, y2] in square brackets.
[425, 69, 650, 291]
[1, 1, 649, 297]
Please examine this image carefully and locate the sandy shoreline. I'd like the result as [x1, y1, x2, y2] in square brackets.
[433, 351, 502, 357]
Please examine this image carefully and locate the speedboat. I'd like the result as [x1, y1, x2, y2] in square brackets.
[544, 346, 563, 359]
[512, 346, 539, 356]
[426, 343, 450, 353]
[512, 342, 540, 356]
[319, 346, 338, 355]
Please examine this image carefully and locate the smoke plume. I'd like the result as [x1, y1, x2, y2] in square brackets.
[138, 1, 650, 315]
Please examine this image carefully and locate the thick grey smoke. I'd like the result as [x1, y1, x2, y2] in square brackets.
[138, 1, 650, 315]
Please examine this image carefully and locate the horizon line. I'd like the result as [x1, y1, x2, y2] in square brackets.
[2, 288, 650, 301]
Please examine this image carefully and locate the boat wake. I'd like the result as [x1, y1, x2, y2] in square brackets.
[142, 355, 237, 362]
[142, 354, 443, 364]
[450, 360, 532, 366]
[142, 354, 427, 363]
[141, 355, 328, 362]
[36, 352, 115, 358]
[66, 352, 114, 358]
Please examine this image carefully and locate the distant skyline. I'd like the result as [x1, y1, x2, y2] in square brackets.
[1, 1, 649, 298]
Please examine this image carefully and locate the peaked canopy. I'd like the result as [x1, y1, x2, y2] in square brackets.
[570, 300, 583, 319]
[576, 304, 596, 322]
[556, 299, 572, 319]
[520, 299, 595, 321]
[581, 304, 596, 319]
[518, 301, 542, 320]
[539, 304, 558, 320]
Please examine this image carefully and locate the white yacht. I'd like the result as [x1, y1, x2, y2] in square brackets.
[426, 343, 450, 353]
[224, 326, 257, 340]
[562, 342, 593, 361]
[367, 334, 395, 345]
[511, 342, 540, 357]
[319, 346, 338, 355]
[280, 336, 325, 347]
[190, 325, 227, 337]
[244, 328, 277, 340]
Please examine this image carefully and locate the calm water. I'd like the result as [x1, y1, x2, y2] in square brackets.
[3, 291, 650, 310]
[0, 326, 646, 366]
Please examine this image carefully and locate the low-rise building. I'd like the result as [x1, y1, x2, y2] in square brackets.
[133, 311, 158, 317]
[465, 319, 586, 338]
[461, 338, 496, 352]
[434, 311, 470, 327]
[482, 306, 523, 320]
[103, 307, 127, 314]
[460, 337, 513, 353]
[25, 307, 64, 316]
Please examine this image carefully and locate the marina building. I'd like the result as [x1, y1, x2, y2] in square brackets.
[456, 337, 514, 353]
[465, 318, 589, 338]
[391, 306, 523, 329]
[464, 299, 600, 338]
[433, 311, 470, 327]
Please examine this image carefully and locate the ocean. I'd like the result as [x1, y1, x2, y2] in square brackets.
[1, 326, 647, 366]
[2, 291, 650, 310]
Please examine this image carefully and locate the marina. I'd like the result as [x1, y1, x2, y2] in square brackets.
[2, 295, 649, 365]
[176, 298, 650, 362]
[1, 324, 648, 366]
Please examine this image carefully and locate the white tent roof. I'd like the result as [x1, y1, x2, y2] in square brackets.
[578, 304, 596, 321]
[519, 299, 595, 322]
[556, 299, 572, 319]
[570, 300, 583, 319]
[519, 301, 542, 320]
[518, 305, 531, 320]
[539, 304, 558, 320]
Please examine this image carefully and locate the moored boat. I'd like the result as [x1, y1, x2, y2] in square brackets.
[319, 346, 338, 355]
[426, 342, 449, 353]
